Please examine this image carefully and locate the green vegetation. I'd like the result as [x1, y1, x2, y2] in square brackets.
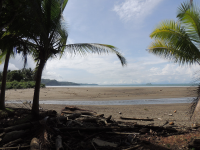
[1, 68, 35, 82]
[3, 81, 45, 89]
[0, 68, 45, 89]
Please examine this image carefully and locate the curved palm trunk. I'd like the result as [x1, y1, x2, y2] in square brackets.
[0, 50, 11, 109]
[31, 60, 45, 115]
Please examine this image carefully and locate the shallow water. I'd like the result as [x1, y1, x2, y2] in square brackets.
[6, 97, 194, 105]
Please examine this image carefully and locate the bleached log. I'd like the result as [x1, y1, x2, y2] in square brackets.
[30, 137, 40, 150]
[56, 135, 63, 150]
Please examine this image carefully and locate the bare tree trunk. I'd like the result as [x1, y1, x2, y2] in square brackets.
[31, 60, 45, 115]
[0, 50, 11, 109]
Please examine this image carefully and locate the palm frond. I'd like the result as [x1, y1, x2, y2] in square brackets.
[149, 20, 200, 65]
[148, 39, 200, 65]
[63, 43, 127, 66]
[177, 2, 200, 43]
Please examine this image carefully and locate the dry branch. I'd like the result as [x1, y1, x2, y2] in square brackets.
[120, 116, 154, 121]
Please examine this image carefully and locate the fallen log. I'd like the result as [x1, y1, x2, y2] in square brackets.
[120, 117, 154, 121]
[3, 138, 22, 147]
[58, 127, 139, 132]
[56, 135, 63, 150]
[62, 111, 95, 116]
[0, 121, 39, 133]
[1, 129, 30, 144]
[0, 145, 30, 149]
[134, 124, 178, 133]
[30, 138, 40, 150]
[92, 138, 118, 147]
[67, 113, 82, 120]
[122, 145, 141, 150]
[63, 106, 96, 113]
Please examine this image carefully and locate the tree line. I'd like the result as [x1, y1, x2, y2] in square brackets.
[0, 68, 45, 89]
[0, 68, 34, 82]
[0, 0, 126, 115]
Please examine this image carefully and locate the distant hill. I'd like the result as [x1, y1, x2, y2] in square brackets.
[41, 79, 98, 86]
[41, 79, 80, 86]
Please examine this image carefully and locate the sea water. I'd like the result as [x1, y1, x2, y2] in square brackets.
[46, 83, 198, 88]
[6, 97, 195, 105]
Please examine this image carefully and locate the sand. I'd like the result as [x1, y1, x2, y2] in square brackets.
[5, 86, 199, 127]
[5, 86, 197, 101]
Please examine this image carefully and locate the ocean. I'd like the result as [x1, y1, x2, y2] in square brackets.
[6, 97, 195, 105]
[46, 83, 198, 88]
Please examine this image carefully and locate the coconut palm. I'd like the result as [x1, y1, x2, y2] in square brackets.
[0, 32, 31, 109]
[148, 1, 200, 116]
[0, 0, 33, 110]
[28, 0, 126, 115]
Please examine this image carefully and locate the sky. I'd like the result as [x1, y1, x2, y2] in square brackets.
[3, 0, 200, 84]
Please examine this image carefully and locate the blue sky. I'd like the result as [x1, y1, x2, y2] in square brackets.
[4, 0, 200, 84]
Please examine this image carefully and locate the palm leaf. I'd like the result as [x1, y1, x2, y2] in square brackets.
[177, 2, 200, 43]
[149, 20, 200, 65]
[63, 43, 127, 66]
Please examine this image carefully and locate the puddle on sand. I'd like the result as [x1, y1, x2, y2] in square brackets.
[6, 97, 194, 105]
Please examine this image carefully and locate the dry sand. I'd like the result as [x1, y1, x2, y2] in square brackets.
[5, 86, 199, 127]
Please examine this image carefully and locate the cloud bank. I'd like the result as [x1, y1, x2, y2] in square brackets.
[113, 0, 163, 22]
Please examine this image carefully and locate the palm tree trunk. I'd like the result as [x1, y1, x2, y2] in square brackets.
[31, 60, 45, 115]
[0, 50, 11, 109]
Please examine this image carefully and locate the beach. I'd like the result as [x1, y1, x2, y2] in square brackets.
[5, 86, 197, 101]
[6, 86, 199, 127]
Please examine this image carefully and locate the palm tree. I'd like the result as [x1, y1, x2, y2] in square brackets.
[0, 32, 31, 109]
[28, 0, 126, 115]
[0, 0, 33, 110]
[148, 1, 200, 117]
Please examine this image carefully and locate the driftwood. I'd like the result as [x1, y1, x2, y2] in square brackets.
[62, 111, 95, 116]
[67, 113, 82, 120]
[0, 145, 30, 149]
[77, 118, 99, 123]
[58, 127, 139, 132]
[96, 114, 104, 117]
[1, 129, 30, 143]
[122, 145, 141, 150]
[0, 106, 186, 150]
[0, 121, 39, 133]
[30, 138, 40, 150]
[92, 138, 118, 147]
[106, 132, 140, 135]
[63, 106, 97, 113]
[56, 135, 63, 150]
[3, 138, 22, 147]
[120, 116, 154, 121]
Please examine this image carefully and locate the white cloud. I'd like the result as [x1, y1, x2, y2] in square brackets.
[43, 54, 200, 84]
[1, 51, 199, 85]
[113, 0, 163, 22]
